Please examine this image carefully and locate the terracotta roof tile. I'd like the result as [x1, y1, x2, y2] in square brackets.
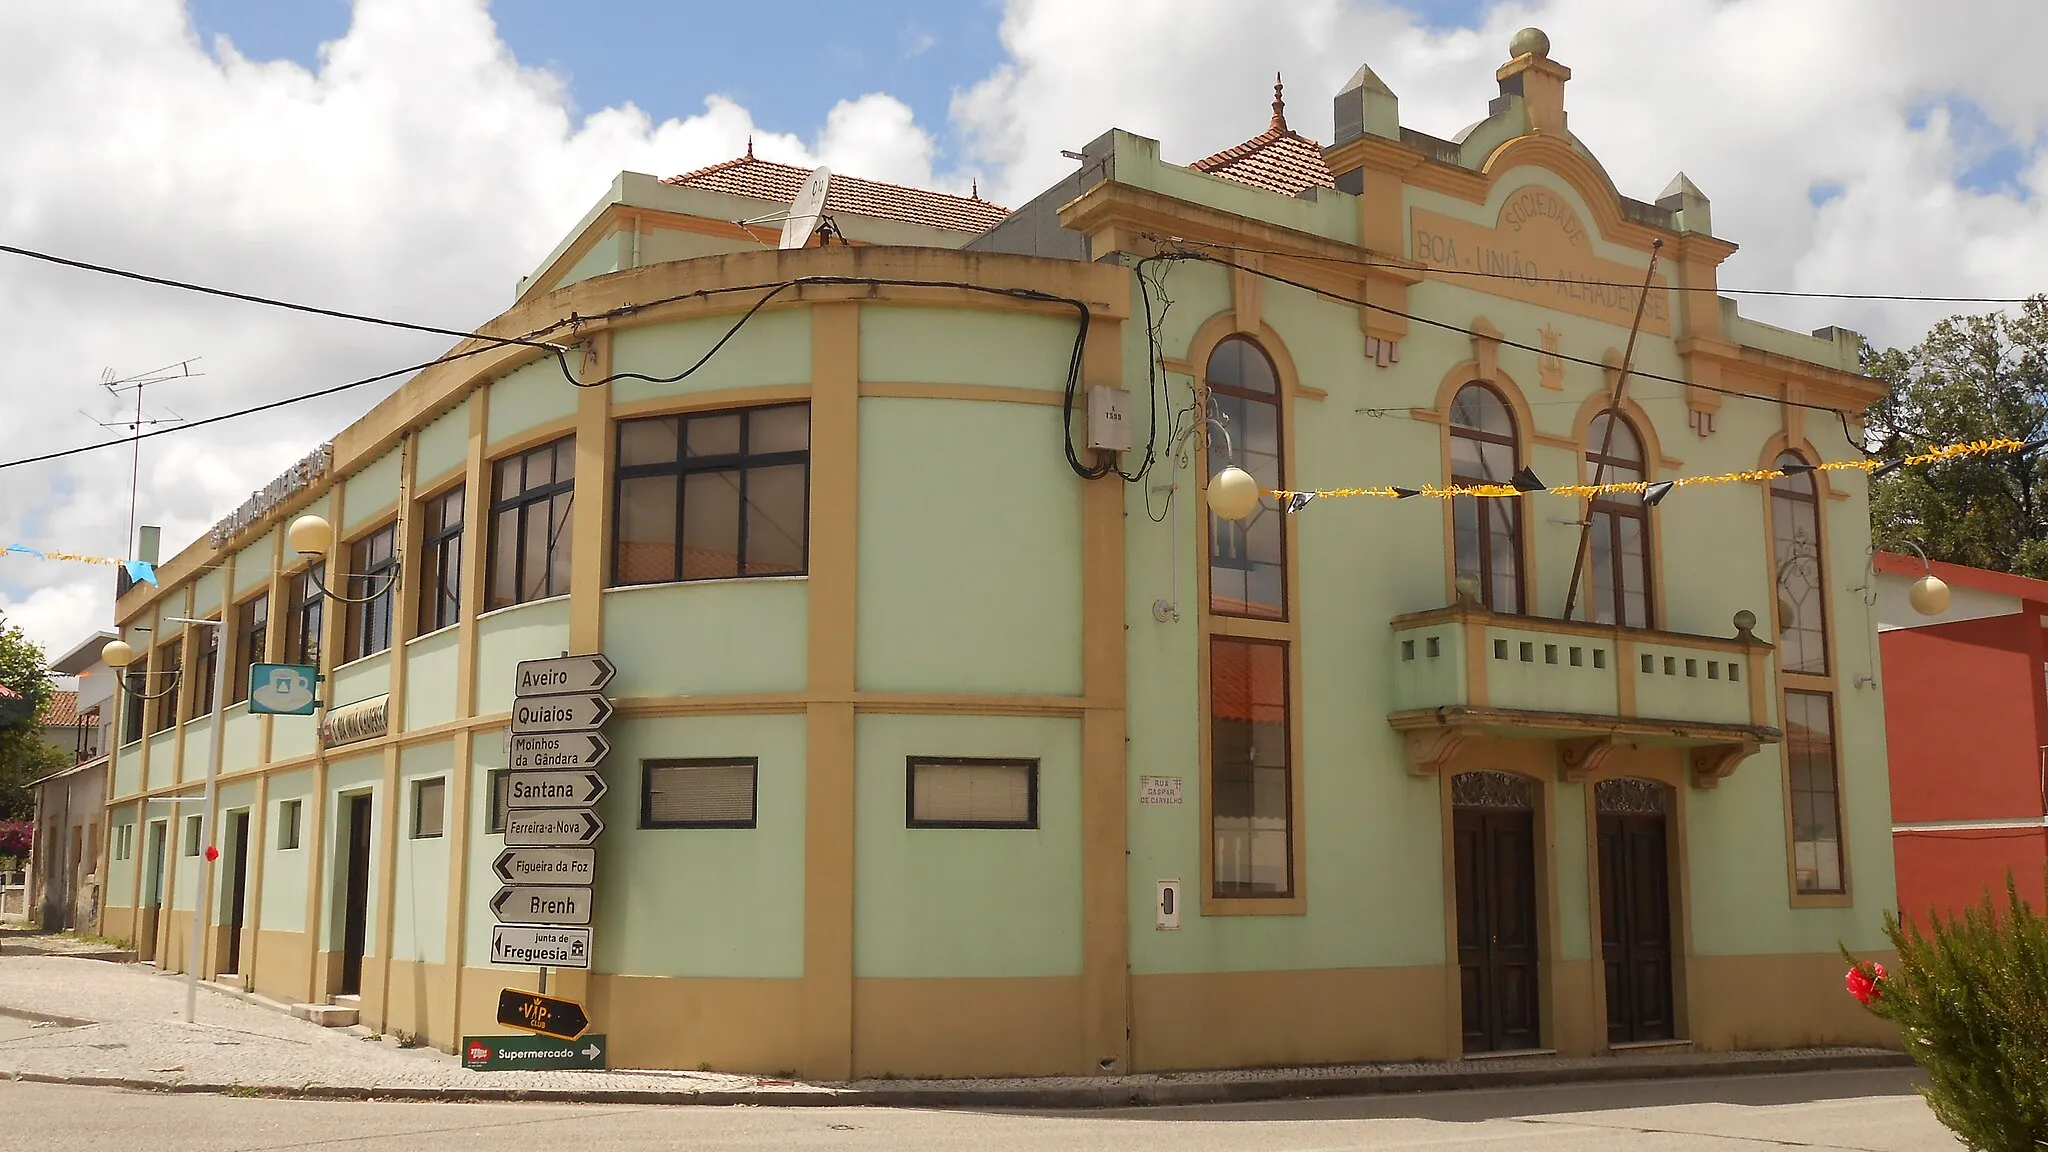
[1189, 75, 1338, 198]
[664, 149, 1009, 234]
[45, 691, 80, 728]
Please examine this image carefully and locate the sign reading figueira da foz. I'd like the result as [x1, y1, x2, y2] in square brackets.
[1409, 184, 1673, 335]
[489, 654, 613, 977]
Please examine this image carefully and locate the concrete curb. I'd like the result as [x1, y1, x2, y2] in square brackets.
[0, 1005, 98, 1029]
[4, 1049, 1916, 1109]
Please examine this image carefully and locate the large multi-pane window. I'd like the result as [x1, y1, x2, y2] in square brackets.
[1785, 689, 1845, 894]
[1584, 412, 1653, 628]
[284, 565, 324, 667]
[1771, 452, 1827, 673]
[1450, 383, 1524, 613]
[152, 642, 181, 734]
[121, 672, 145, 743]
[344, 523, 398, 662]
[612, 406, 810, 585]
[230, 593, 268, 705]
[487, 438, 575, 609]
[187, 621, 219, 721]
[1206, 337, 1285, 619]
[418, 486, 464, 634]
[1210, 636, 1292, 897]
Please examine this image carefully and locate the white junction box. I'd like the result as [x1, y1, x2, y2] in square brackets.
[1156, 879, 1181, 930]
[1088, 385, 1133, 452]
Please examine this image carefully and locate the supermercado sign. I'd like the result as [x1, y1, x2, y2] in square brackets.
[208, 442, 333, 548]
[1409, 186, 1671, 336]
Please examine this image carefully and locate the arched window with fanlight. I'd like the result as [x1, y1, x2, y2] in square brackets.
[1450, 383, 1525, 613]
[1207, 336, 1285, 620]
[1770, 451, 1827, 674]
[1584, 412, 1653, 628]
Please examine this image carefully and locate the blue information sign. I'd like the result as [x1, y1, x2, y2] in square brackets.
[248, 663, 320, 715]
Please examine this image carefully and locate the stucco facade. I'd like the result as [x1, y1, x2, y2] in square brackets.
[98, 32, 1896, 1077]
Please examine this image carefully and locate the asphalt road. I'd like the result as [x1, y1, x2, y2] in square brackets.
[0, 1068, 1955, 1151]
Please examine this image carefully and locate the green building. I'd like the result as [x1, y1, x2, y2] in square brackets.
[98, 30, 1896, 1077]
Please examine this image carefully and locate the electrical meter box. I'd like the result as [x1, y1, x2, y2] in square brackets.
[1087, 385, 1133, 452]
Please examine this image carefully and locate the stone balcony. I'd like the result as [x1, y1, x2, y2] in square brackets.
[1387, 597, 1782, 788]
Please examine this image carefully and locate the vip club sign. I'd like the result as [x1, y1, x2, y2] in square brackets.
[489, 655, 614, 972]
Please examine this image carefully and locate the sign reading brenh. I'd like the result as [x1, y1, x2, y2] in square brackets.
[492, 654, 612, 980]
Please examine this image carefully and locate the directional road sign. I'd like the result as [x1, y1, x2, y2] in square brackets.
[505, 769, 607, 810]
[463, 1033, 607, 1071]
[248, 664, 319, 715]
[504, 808, 603, 847]
[514, 654, 617, 698]
[510, 692, 613, 735]
[494, 847, 595, 886]
[497, 988, 590, 1040]
[489, 925, 591, 969]
[492, 885, 592, 926]
[508, 732, 610, 771]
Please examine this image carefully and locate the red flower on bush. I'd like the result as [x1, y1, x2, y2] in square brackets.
[1845, 961, 1887, 1005]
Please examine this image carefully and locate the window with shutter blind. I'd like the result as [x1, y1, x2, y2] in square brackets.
[906, 758, 1037, 829]
[641, 759, 758, 828]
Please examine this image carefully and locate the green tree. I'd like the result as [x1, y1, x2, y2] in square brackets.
[1865, 295, 2048, 576]
[0, 619, 70, 821]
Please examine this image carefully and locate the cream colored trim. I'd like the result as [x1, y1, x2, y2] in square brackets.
[608, 383, 811, 421]
[857, 382, 1064, 407]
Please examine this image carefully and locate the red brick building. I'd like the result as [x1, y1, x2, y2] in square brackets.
[1877, 552, 2048, 924]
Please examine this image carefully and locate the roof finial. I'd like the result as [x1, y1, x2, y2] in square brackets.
[1271, 71, 1287, 132]
[971, 177, 980, 200]
[744, 134, 754, 160]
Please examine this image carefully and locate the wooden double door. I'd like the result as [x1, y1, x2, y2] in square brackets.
[1596, 779, 1676, 1044]
[1453, 772, 1541, 1054]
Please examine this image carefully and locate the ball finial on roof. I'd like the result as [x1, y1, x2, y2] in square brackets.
[1510, 27, 1550, 59]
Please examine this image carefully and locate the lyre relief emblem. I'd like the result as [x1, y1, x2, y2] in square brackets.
[1537, 326, 1566, 390]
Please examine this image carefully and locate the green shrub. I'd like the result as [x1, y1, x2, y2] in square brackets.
[1843, 871, 2048, 1152]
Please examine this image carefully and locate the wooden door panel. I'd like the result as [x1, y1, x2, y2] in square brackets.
[1599, 809, 1675, 1043]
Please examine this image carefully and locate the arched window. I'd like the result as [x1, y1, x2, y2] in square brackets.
[1770, 451, 1827, 674]
[1207, 336, 1284, 620]
[1450, 383, 1524, 613]
[1585, 412, 1653, 628]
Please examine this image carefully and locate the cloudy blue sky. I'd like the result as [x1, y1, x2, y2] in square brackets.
[0, 0, 2042, 655]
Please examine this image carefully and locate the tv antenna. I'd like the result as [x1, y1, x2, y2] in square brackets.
[84, 358, 200, 558]
[734, 166, 838, 249]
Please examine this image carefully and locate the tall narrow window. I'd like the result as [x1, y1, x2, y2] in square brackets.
[1450, 384, 1525, 613]
[187, 621, 219, 720]
[1206, 337, 1285, 619]
[344, 523, 398, 661]
[1770, 452, 1827, 674]
[487, 437, 575, 609]
[284, 566, 324, 667]
[121, 671, 145, 743]
[1210, 636, 1292, 896]
[418, 486, 464, 634]
[1585, 412, 1653, 628]
[152, 643, 181, 733]
[612, 405, 810, 585]
[1785, 689, 1844, 894]
[230, 593, 268, 705]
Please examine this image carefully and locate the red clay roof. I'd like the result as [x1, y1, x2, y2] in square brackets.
[664, 146, 1009, 234]
[1189, 76, 1337, 198]
[45, 690, 81, 728]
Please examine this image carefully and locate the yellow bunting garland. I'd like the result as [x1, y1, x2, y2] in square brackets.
[1271, 437, 2028, 502]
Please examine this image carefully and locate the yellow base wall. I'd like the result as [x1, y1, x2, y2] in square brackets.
[99, 905, 136, 948]
[1688, 951, 1902, 1051]
[1132, 965, 1452, 1072]
[252, 931, 312, 1004]
[853, 977, 1084, 1078]
[380, 959, 457, 1049]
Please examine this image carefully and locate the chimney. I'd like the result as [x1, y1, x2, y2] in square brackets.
[1495, 27, 1569, 136]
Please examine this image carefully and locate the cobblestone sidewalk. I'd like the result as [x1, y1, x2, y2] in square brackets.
[0, 954, 1912, 1107]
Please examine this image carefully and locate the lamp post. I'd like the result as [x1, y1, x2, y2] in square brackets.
[106, 619, 227, 1026]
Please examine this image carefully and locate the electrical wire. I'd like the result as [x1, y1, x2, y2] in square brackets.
[1138, 233, 2045, 305]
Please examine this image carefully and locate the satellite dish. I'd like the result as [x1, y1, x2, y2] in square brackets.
[779, 166, 832, 250]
